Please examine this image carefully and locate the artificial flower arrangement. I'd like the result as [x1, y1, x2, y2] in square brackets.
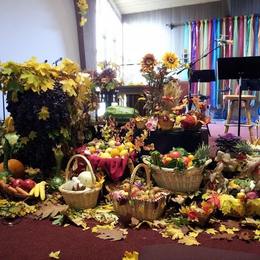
[91, 61, 121, 92]
[140, 52, 180, 115]
[135, 52, 210, 132]
[0, 58, 96, 170]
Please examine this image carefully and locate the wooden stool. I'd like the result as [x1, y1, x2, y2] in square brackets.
[223, 94, 256, 142]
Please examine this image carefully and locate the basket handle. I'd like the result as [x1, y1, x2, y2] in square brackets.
[129, 163, 151, 196]
[65, 154, 96, 184]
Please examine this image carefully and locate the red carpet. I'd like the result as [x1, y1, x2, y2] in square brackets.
[0, 218, 259, 260]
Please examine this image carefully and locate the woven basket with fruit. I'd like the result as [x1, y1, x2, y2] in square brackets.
[59, 154, 103, 209]
[75, 139, 136, 181]
[144, 145, 211, 193]
[110, 163, 170, 221]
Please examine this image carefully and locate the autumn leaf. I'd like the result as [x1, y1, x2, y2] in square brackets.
[49, 250, 61, 259]
[219, 224, 239, 234]
[34, 201, 68, 219]
[178, 236, 200, 246]
[122, 251, 139, 260]
[38, 106, 50, 120]
[238, 231, 253, 241]
[254, 230, 260, 241]
[222, 220, 240, 229]
[161, 225, 184, 240]
[61, 78, 77, 97]
[92, 224, 114, 233]
[211, 233, 236, 241]
[93, 227, 128, 241]
[205, 228, 218, 235]
[241, 218, 260, 229]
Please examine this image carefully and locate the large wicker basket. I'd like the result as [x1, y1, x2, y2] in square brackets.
[112, 163, 169, 221]
[59, 154, 101, 209]
[142, 155, 206, 193]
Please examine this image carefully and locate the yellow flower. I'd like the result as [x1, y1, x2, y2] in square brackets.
[38, 106, 50, 120]
[162, 52, 180, 70]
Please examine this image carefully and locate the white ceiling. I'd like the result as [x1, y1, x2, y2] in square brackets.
[111, 0, 221, 14]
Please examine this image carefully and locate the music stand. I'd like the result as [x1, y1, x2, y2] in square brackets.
[190, 69, 216, 83]
[218, 56, 260, 136]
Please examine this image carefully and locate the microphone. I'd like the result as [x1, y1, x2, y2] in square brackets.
[216, 39, 233, 45]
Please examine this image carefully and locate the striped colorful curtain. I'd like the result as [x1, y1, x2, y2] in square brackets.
[185, 15, 260, 108]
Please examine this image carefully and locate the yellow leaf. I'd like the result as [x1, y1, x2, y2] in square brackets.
[161, 225, 184, 240]
[61, 79, 77, 96]
[254, 229, 260, 241]
[92, 224, 114, 233]
[189, 231, 200, 238]
[49, 250, 60, 259]
[58, 58, 80, 74]
[122, 251, 139, 260]
[219, 225, 238, 234]
[29, 131, 37, 140]
[178, 236, 200, 246]
[205, 228, 218, 235]
[38, 106, 50, 121]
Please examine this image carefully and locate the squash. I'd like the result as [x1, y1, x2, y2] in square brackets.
[0, 159, 25, 178]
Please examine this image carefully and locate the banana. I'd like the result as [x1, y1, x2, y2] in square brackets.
[29, 186, 36, 196]
[34, 183, 40, 197]
[39, 181, 46, 201]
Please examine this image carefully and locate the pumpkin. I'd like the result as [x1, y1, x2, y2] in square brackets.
[0, 159, 25, 178]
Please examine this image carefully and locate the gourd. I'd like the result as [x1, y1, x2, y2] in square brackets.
[78, 171, 96, 188]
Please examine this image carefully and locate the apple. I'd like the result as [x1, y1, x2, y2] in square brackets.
[10, 178, 25, 188]
[182, 156, 190, 166]
[169, 151, 181, 159]
[22, 179, 36, 191]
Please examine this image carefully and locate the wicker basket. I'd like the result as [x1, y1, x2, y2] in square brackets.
[149, 163, 204, 193]
[59, 154, 101, 209]
[112, 163, 169, 221]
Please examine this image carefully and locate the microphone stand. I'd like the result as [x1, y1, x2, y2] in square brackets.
[177, 42, 223, 110]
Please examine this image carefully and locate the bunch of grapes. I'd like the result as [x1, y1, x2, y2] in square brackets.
[7, 83, 71, 170]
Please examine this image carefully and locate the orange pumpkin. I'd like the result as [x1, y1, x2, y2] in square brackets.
[0, 159, 25, 178]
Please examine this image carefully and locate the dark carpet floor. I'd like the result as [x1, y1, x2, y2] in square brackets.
[0, 218, 259, 260]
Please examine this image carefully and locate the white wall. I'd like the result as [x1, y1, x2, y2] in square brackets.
[0, 0, 79, 64]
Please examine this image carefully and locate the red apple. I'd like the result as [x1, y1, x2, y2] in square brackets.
[182, 156, 190, 166]
[10, 178, 25, 188]
[169, 151, 181, 159]
[22, 179, 36, 191]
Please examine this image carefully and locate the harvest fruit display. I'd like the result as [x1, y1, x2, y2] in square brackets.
[78, 139, 135, 159]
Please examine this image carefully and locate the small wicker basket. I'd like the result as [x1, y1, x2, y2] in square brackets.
[149, 163, 204, 193]
[112, 163, 169, 221]
[59, 154, 101, 209]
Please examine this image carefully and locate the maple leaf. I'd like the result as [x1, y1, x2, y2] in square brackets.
[161, 225, 184, 240]
[49, 250, 61, 259]
[238, 231, 253, 241]
[38, 106, 50, 120]
[122, 251, 139, 260]
[219, 224, 239, 234]
[222, 220, 240, 229]
[61, 79, 77, 96]
[66, 209, 89, 230]
[205, 228, 218, 235]
[241, 218, 260, 229]
[94, 228, 128, 241]
[178, 236, 200, 246]
[254, 230, 260, 241]
[211, 233, 236, 241]
[34, 201, 68, 219]
[92, 224, 114, 233]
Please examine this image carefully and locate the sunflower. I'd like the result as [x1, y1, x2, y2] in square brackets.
[162, 52, 180, 70]
[140, 53, 157, 73]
